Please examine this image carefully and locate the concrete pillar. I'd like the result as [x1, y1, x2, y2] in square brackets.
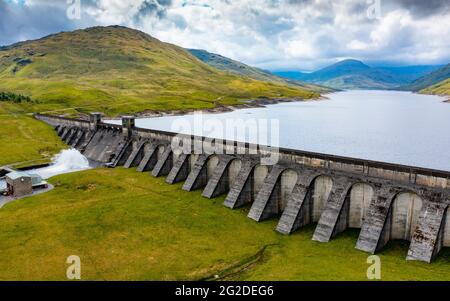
[280, 170, 298, 212]
[312, 176, 333, 222]
[444, 207, 450, 247]
[349, 183, 374, 228]
[89, 112, 102, 131]
[122, 116, 135, 137]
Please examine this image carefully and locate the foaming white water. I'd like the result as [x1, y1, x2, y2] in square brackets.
[33, 149, 91, 179]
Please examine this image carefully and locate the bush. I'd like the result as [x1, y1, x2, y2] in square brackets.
[0, 92, 32, 103]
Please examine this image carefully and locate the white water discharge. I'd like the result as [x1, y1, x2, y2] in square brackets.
[1, 149, 91, 192]
[32, 149, 91, 179]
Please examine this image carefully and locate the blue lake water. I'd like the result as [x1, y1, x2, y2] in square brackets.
[107, 90, 450, 171]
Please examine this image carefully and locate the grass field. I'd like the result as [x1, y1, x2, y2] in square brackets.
[0, 103, 65, 167]
[1, 167, 450, 281]
[421, 78, 450, 97]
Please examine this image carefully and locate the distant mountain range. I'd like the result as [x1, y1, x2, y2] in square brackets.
[182, 50, 450, 96]
[273, 60, 444, 90]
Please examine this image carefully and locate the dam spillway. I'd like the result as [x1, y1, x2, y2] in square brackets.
[35, 113, 450, 264]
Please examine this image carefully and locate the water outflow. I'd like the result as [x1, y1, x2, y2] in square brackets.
[32, 149, 91, 179]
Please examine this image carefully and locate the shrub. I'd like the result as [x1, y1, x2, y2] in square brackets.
[0, 92, 32, 103]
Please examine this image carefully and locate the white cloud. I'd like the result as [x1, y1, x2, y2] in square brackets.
[1, 0, 449, 70]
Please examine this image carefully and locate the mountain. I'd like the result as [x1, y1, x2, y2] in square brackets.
[0, 26, 320, 116]
[187, 49, 332, 93]
[379, 65, 443, 83]
[400, 64, 450, 93]
[188, 49, 277, 82]
[274, 59, 443, 90]
[272, 71, 308, 81]
[303, 59, 371, 82]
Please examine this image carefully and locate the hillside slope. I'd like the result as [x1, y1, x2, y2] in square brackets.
[187, 49, 332, 93]
[379, 65, 443, 83]
[187, 48, 278, 82]
[401, 64, 450, 93]
[0, 26, 319, 116]
[421, 78, 450, 96]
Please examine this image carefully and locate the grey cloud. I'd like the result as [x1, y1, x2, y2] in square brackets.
[134, 0, 173, 21]
[1, 0, 449, 69]
[0, 0, 95, 46]
[384, 0, 450, 17]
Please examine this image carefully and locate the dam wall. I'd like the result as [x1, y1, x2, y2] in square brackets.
[35, 113, 450, 263]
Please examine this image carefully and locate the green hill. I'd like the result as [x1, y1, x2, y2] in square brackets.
[401, 64, 450, 94]
[187, 49, 332, 93]
[187, 48, 279, 82]
[421, 78, 450, 97]
[0, 26, 319, 116]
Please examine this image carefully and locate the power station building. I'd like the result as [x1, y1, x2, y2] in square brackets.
[5, 171, 47, 198]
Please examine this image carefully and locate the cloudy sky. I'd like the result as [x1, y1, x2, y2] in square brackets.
[1, 0, 449, 71]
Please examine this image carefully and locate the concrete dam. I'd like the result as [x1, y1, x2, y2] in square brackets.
[35, 113, 450, 264]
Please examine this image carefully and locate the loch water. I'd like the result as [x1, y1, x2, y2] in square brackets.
[107, 90, 450, 171]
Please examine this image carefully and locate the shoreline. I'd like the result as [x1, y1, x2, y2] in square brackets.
[105, 89, 450, 120]
[418, 91, 450, 103]
[106, 95, 329, 120]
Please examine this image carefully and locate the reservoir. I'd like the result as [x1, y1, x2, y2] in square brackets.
[107, 90, 450, 171]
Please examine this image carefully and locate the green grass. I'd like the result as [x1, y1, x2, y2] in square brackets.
[421, 78, 450, 97]
[0, 167, 449, 281]
[0, 103, 65, 166]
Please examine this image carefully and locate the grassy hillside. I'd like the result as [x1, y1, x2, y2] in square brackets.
[421, 78, 450, 97]
[0, 103, 65, 166]
[402, 64, 450, 92]
[1, 167, 450, 280]
[0, 26, 319, 117]
[188, 48, 281, 82]
[188, 49, 331, 93]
